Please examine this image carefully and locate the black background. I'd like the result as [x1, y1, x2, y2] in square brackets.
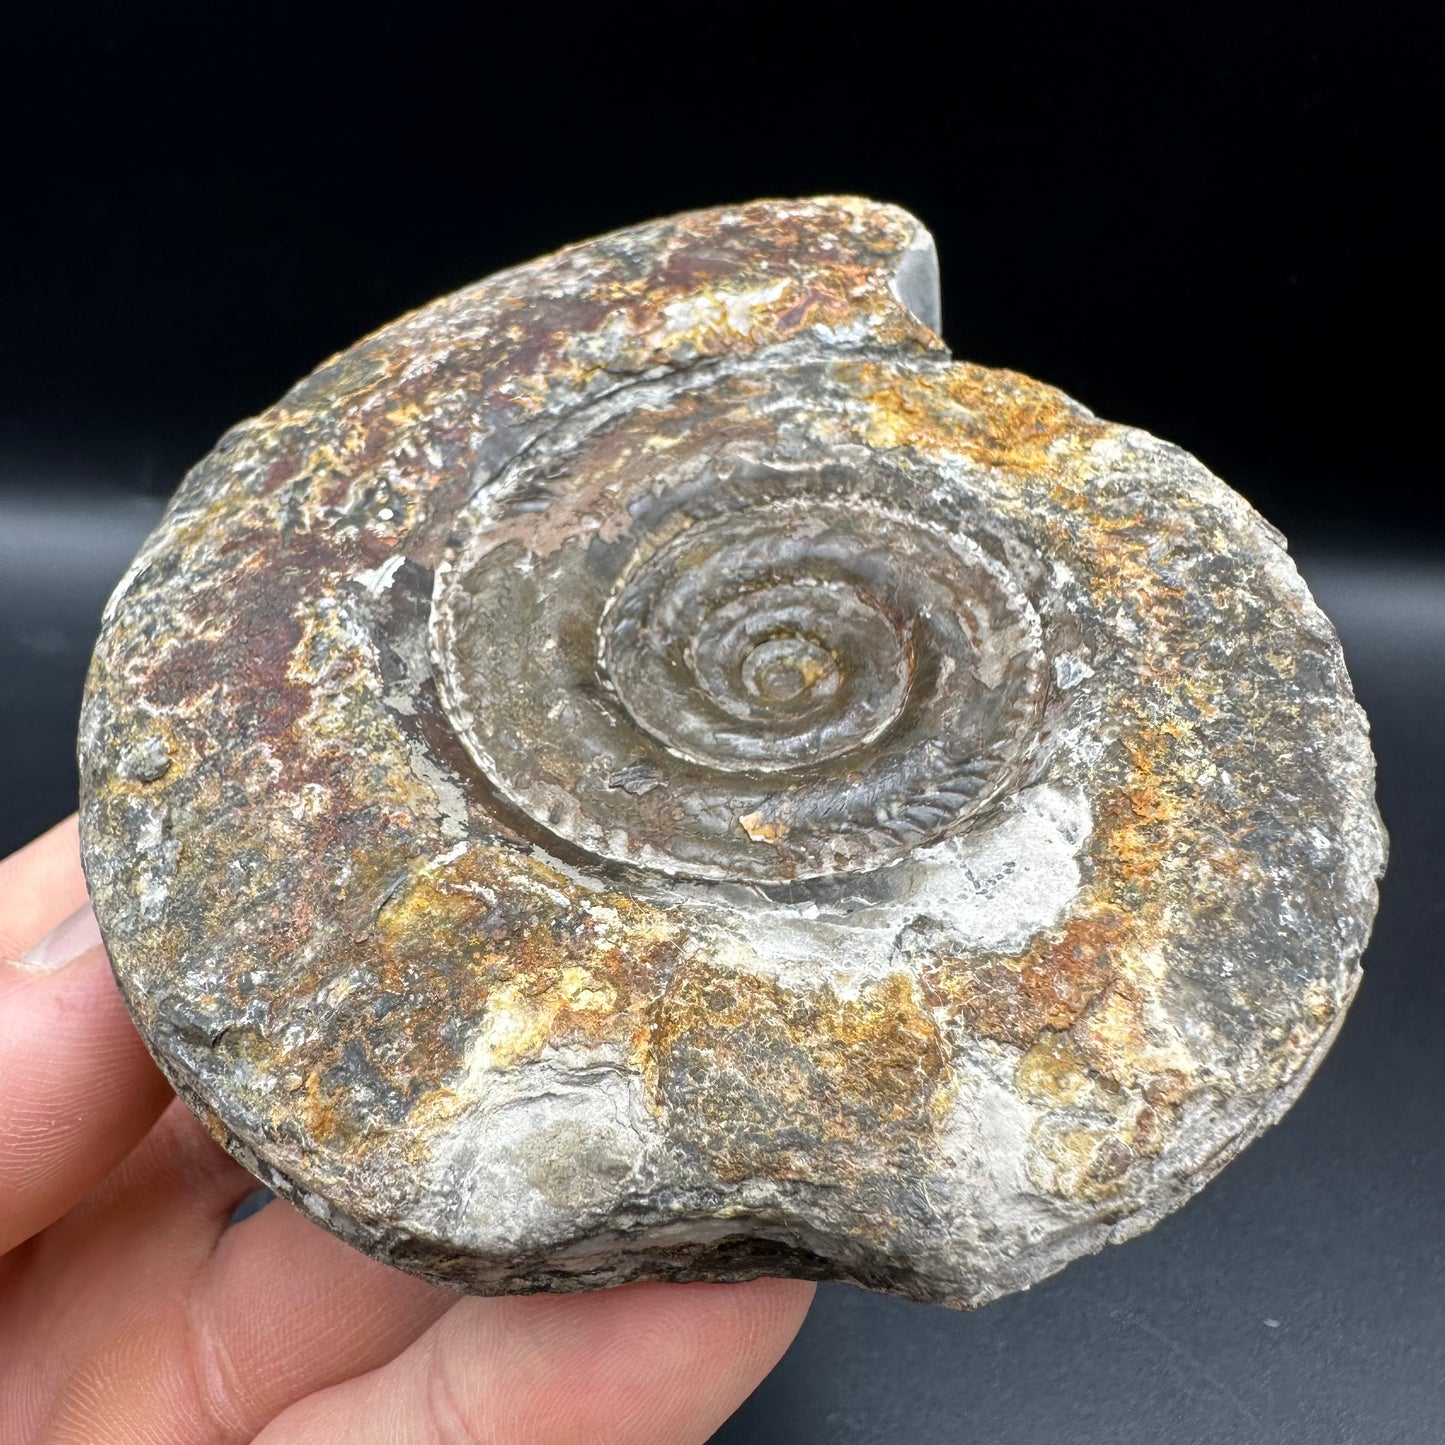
[2, 0, 1441, 547]
[1, 3, 1441, 1442]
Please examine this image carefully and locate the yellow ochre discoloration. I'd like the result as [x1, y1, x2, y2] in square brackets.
[845, 348, 1254, 1204]
[78, 198, 1380, 1302]
[643, 963, 952, 1192]
[856, 360, 1108, 472]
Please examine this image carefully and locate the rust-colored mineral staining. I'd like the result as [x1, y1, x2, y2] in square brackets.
[646, 966, 950, 1189]
[922, 909, 1121, 1050]
[80, 198, 1384, 1306]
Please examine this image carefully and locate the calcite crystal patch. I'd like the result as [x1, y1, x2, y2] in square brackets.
[78, 198, 1385, 1306]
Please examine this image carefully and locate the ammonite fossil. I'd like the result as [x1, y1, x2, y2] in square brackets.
[79, 198, 1386, 1307]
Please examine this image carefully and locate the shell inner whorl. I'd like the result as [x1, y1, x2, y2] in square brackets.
[599, 500, 917, 773]
[430, 361, 1047, 881]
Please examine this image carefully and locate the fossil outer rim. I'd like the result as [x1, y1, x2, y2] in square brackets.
[78, 197, 1386, 1308]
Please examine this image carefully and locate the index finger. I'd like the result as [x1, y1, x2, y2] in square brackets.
[0, 821, 173, 1254]
[0, 816, 90, 970]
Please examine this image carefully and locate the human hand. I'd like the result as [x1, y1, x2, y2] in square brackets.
[0, 818, 814, 1442]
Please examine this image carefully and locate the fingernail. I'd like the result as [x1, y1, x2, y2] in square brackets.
[16, 905, 103, 974]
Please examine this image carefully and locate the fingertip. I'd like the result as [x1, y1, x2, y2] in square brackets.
[453, 1272, 817, 1445]
[0, 815, 88, 965]
[10, 903, 102, 975]
[585, 1272, 816, 1378]
[577, 1273, 816, 1354]
[0, 943, 172, 1254]
[252, 1269, 816, 1445]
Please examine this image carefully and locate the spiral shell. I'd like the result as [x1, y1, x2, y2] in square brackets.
[430, 360, 1048, 883]
[79, 198, 1385, 1306]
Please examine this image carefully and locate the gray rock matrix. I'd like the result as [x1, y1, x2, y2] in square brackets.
[79, 198, 1385, 1307]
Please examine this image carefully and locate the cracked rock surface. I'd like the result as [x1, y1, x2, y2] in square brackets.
[79, 198, 1385, 1306]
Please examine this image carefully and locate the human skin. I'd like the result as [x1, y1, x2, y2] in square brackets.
[0, 816, 814, 1443]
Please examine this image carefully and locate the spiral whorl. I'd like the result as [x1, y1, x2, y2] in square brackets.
[430, 363, 1047, 881]
[80, 197, 1383, 1310]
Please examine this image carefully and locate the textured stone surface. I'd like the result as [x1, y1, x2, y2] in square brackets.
[78, 198, 1386, 1307]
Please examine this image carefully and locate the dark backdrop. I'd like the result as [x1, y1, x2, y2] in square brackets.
[1, 4, 1441, 1443]
[1, 1, 1441, 546]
